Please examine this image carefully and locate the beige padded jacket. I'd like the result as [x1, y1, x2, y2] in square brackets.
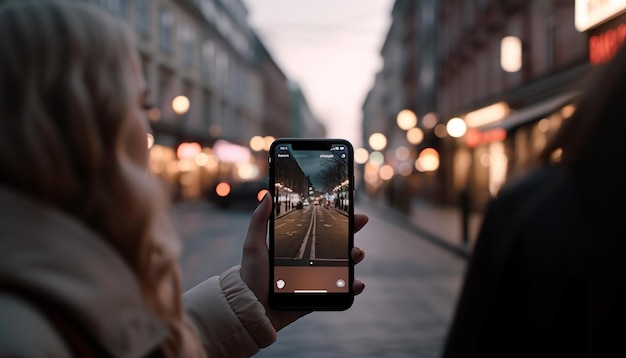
[0, 187, 276, 357]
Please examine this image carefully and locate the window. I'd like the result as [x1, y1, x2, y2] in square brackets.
[216, 51, 229, 89]
[135, 0, 150, 37]
[159, 7, 174, 53]
[179, 24, 196, 66]
[546, 12, 556, 71]
[201, 40, 216, 78]
[86, 0, 129, 20]
[202, 91, 212, 128]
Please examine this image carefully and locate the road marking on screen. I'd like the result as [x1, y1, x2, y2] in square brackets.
[296, 205, 316, 259]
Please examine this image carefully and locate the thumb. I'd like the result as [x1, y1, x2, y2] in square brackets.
[240, 193, 272, 294]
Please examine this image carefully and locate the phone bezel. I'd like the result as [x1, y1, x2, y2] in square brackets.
[268, 138, 355, 311]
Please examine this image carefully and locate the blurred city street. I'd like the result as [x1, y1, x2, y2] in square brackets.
[172, 196, 470, 358]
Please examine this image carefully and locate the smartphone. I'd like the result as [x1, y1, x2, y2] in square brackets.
[268, 138, 355, 311]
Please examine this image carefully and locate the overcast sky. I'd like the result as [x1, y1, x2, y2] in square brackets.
[244, 0, 394, 148]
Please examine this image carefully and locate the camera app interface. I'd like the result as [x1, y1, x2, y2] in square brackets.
[272, 143, 351, 293]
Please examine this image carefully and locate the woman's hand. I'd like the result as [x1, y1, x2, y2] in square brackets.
[240, 193, 369, 331]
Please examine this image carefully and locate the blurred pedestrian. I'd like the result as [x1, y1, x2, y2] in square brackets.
[442, 42, 626, 357]
[0, 1, 368, 357]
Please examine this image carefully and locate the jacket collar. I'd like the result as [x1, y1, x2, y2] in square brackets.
[0, 187, 168, 357]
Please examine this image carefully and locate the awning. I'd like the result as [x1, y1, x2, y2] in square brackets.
[482, 91, 581, 131]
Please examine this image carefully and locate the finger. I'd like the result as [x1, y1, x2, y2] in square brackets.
[353, 280, 365, 295]
[351, 246, 365, 265]
[354, 214, 368, 233]
[243, 193, 272, 255]
[240, 193, 272, 291]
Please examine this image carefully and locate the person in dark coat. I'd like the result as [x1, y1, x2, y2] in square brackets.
[442, 42, 626, 357]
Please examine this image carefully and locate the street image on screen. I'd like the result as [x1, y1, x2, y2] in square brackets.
[272, 143, 351, 293]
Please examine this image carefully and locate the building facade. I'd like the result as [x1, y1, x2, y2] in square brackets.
[362, 0, 619, 216]
[83, 0, 325, 200]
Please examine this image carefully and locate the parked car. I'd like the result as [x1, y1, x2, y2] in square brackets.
[208, 178, 269, 210]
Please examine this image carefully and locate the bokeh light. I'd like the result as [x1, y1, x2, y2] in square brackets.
[355, 147, 369, 164]
[172, 95, 190, 115]
[406, 127, 424, 145]
[368, 151, 385, 167]
[368, 132, 387, 151]
[415, 148, 440, 172]
[250, 136, 265, 151]
[446, 117, 467, 138]
[396, 109, 417, 130]
[379, 165, 394, 180]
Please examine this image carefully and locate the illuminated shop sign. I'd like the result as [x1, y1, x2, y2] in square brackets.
[576, 0, 626, 64]
[576, 0, 626, 32]
[589, 22, 626, 64]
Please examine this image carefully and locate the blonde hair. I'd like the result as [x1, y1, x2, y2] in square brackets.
[0, 1, 204, 356]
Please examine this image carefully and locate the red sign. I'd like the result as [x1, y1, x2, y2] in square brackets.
[589, 22, 626, 64]
[465, 128, 507, 148]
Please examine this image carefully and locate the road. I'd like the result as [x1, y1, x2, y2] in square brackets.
[171, 199, 467, 358]
[274, 204, 349, 266]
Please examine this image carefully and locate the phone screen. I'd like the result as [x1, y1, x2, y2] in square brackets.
[269, 138, 354, 310]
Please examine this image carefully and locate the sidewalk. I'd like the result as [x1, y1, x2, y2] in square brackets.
[410, 198, 483, 255]
[358, 195, 484, 260]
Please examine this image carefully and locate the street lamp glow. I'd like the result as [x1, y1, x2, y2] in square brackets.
[396, 109, 417, 130]
[379, 165, 394, 180]
[406, 127, 424, 145]
[263, 136, 275, 151]
[415, 148, 440, 172]
[395, 146, 410, 161]
[398, 162, 413, 176]
[368, 151, 385, 167]
[355, 147, 369, 164]
[176, 141, 201, 160]
[434, 124, 448, 138]
[172, 95, 190, 115]
[194, 152, 209, 166]
[368, 132, 387, 151]
[422, 112, 438, 129]
[447, 117, 467, 138]
[249, 136, 265, 151]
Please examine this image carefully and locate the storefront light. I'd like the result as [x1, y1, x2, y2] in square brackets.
[501, 36, 522, 72]
[446, 117, 467, 138]
[465, 102, 510, 128]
